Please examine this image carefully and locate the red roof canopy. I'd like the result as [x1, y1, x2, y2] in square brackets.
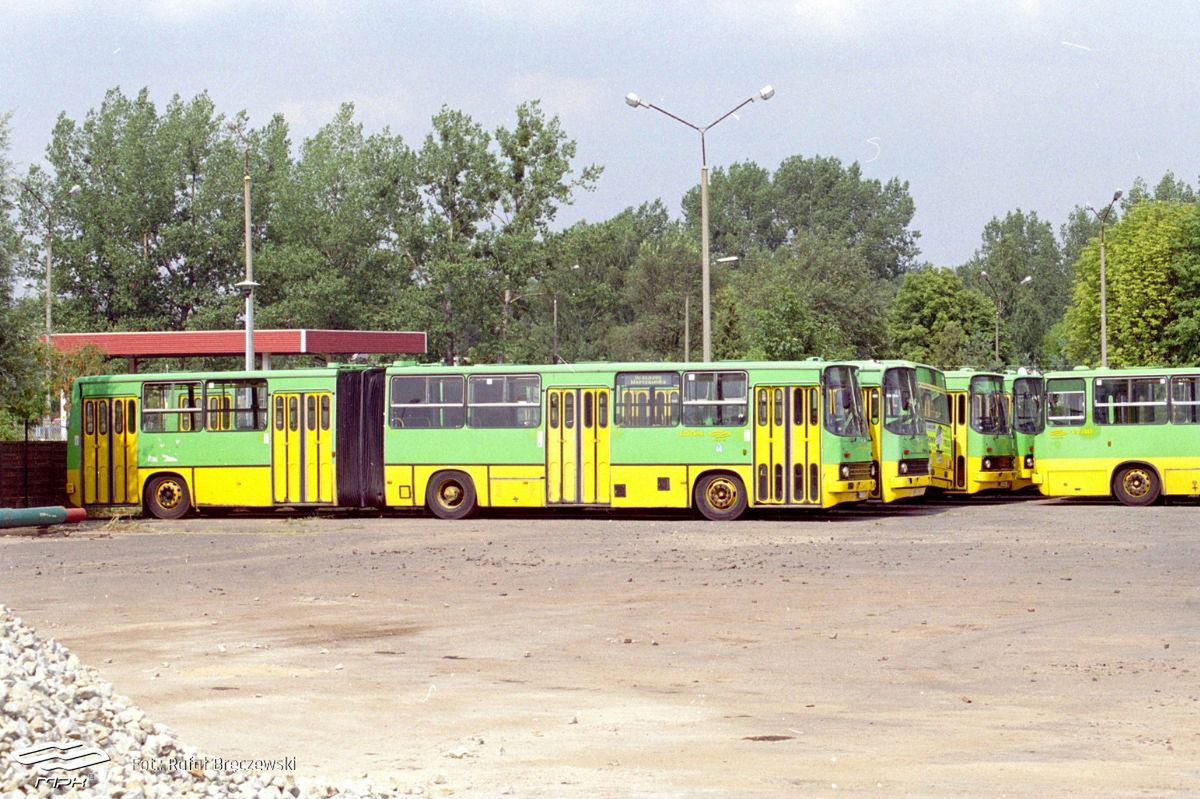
[48, 329, 426, 359]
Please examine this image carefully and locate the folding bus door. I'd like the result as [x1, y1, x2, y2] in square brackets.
[546, 387, 611, 505]
[754, 385, 822, 506]
[273, 391, 335, 505]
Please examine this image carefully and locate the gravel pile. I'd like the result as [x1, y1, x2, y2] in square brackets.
[0, 607, 420, 798]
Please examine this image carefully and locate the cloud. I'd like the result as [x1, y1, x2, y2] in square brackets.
[506, 73, 609, 119]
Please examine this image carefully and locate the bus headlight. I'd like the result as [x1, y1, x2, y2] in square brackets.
[870, 462, 879, 478]
[840, 464, 850, 480]
[899, 461, 908, 475]
[983, 457, 993, 470]
[1024, 455, 1034, 469]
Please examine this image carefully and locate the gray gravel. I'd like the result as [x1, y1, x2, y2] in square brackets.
[1, 606, 422, 798]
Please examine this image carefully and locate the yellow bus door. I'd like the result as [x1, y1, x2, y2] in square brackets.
[95, 400, 111, 504]
[950, 391, 968, 490]
[547, 387, 610, 505]
[754, 386, 788, 505]
[82, 396, 140, 506]
[109, 397, 139, 504]
[82, 399, 98, 505]
[863, 387, 882, 500]
[792, 386, 823, 505]
[273, 392, 334, 504]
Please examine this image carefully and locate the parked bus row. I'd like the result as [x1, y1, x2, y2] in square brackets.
[65, 360, 1199, 520]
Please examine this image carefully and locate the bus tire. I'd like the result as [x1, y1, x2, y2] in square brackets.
[1113, 464, 1160, 507]
[426, 471, 477, 520]
[695, 473, 747, 521]
[145, 474, 192, 520]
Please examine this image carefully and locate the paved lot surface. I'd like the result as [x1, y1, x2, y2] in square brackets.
[3, 497, 1199, 797]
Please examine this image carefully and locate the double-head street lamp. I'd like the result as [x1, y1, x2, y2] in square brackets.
[979, 271, 1032, 362]
[625, 86, 775, 362]
[1086, 190, 1123, 368]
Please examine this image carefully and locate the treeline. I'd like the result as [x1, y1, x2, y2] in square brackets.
[3, 88, 1200, 431]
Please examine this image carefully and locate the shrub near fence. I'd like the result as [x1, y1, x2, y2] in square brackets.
[0, 442, 67, 507]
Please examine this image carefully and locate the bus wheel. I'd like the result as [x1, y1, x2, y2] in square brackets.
[1113, 465, 1160, 507]
[427, 471, 477, 520]
[695, 473, 747, 521]
[146, 475, 191, 520]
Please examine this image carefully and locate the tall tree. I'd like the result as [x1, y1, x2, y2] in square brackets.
[888, 266, 996, 369]
[682, 155, 919, 280]
[960, 209, 1066, 366]
[0, 111, 45, 427]
[256, 103, 418, 331]
[1064, 200, 1193, 366]
[25, 88, 263, 332]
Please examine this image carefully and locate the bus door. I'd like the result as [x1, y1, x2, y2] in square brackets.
[272, 392, 334, 504]
[950, 391, 969, 489]
[546, 387, 611, 505]
[754, 386, 821, 506]
[863, 386, 883, 500]
[82, 397, 138, 505]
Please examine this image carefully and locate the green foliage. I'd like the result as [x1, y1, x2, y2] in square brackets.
[25, 89, 255, 331]
[888, 267, 996, 369]
[729, 235, 891, 360]
[684, 155, 919, 279]
[960, 209, 1066, 366]
[1064, 200, 1193, 366]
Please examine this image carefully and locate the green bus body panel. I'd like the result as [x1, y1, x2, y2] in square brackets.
[380, 360, 872, 468]
[1035, 367, 1200, 497]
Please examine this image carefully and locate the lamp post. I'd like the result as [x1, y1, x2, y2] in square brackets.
[683, 255, 738, 362]
[625, 86, 774, 362]
[1086, 190, 1123, 368]
[979, 271, 1031, 362]
[18, 180, 81, 350]
[18, 179, 81, 433]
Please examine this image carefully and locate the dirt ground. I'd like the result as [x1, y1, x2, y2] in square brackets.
[3, 497, 1199, 797]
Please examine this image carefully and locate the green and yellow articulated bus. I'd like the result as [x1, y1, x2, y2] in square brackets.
[915, 364, 954, 490]
[1005, 370, 1044, 491]
[942, 369, 1018, 494]
[378, 360, 875, 520]
[1035, 367, 1200, 505]
[67, 360, 877, 521]
[851, 361, 931, 502]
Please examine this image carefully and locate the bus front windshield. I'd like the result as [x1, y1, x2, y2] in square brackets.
[883, 367, 921, 436]
[1013, 377, 1044, 435]
[824, 366, 866, 438]
[970, 375, 1009, 435]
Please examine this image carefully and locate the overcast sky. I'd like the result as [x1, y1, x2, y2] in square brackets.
[3, 1, 1197, 268]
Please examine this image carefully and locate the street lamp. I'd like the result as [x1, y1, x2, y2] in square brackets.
[1086, 190, 1123, 368]
[18, 179, 81, 434]
[979, 271, 1031, 362]
[626, 86, 774, 362]
[17, 180, 81, 348]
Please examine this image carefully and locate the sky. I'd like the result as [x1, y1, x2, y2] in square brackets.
[2, 0, 1198, 268]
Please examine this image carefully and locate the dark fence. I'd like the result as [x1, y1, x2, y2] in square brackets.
[0, 441, 68, 507]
